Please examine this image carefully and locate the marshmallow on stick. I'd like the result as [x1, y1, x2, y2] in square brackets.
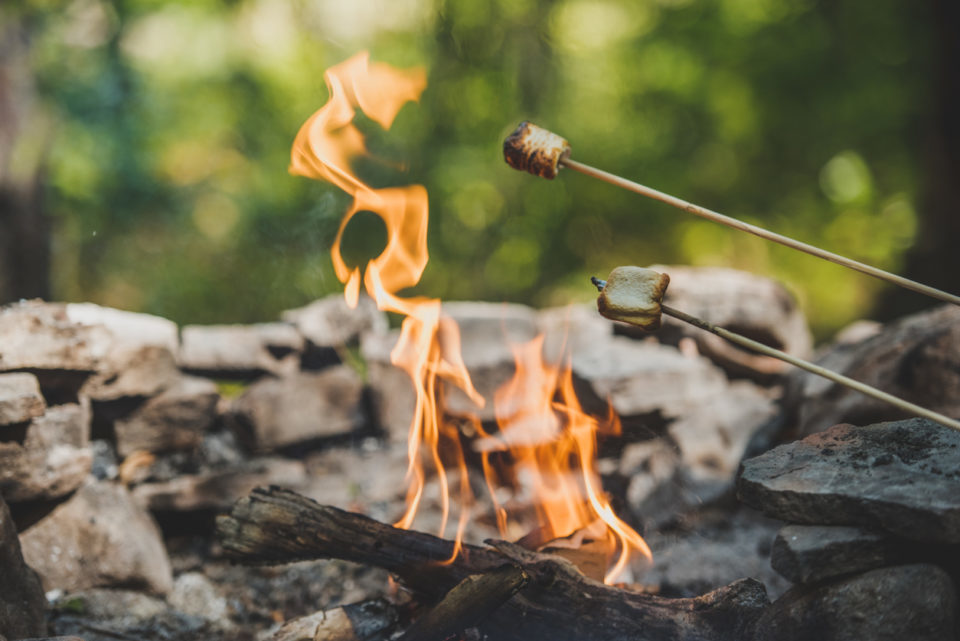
[591, 268, 960, 433]
[503, 121, 960, 307]
[503, 122, 571, 180]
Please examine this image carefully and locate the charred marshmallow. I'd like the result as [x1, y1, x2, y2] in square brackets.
[503, 122, 571, 180]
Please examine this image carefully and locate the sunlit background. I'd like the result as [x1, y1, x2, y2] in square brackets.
[2, 0, 955, 338]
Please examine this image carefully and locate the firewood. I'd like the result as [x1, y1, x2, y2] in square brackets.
[217, 487, 769, 641]
[396, 565, 528, 641]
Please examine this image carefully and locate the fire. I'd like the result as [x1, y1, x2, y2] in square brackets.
[290, 51, 651, 582]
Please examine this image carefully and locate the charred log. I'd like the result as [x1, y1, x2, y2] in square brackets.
[217, 486, 769, 641]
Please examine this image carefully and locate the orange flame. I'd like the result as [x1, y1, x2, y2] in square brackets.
[481, 336, 652, 582]
[291, 51, 650, 582]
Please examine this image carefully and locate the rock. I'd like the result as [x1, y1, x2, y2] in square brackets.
[0, 401, 92, 502]
[625, 382, 777, 528]
[0, 372, 46, 426]
[0, 301, 109, 400]
[737, 418, 960, 543]
[362, 331, 417, 442]
[771, 525, 900, 584]
[536, 304, 616, 363]
[282, 292, 387, 349]
[268, 599, 397, 641]
[49, 588, 219, 641]
[623, 266, 812, 382]
[0, 493, 46, 639]
[751, 564, 958, 641]
[438, 302, 539, 420]
[19, 480, 173, 594]
[301, 444, 410, 523]
[642, 508, 791, 600]
[168, 572, 228, 622]
[114, 376, 220, 457]
[571, 335, 728, 420]
[227, 367, 367, 451]
[131, 458, 306, 513]
[784, 305, 960, 438]
[82, 345, 181, 402]
[179, 323, 303, 379]
[65, 303, 179, 354]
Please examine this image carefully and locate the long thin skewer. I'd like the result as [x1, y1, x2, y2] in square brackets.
[502, 121, 960, 306]
[567, 158, 960, 306]
[590, 276, 960, 433]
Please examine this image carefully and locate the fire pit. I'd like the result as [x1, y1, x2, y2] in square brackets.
[1, 49, 959, 641]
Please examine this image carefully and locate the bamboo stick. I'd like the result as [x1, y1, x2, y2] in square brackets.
[502, 121, 960, 307]
[566, 158, 960, 307]
[591, 275, 960, 433]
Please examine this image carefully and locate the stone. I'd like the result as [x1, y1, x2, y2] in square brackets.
[179, 323, 303, 379]
[82, 345, 181, 402]
[281, 293, 387, 348]
[65, 302, 179, 354]
[227, 367, 367, 451]
[362, 330, 417, 442]
[737, 418, 960, 543]
[624, 266, 812, 382]
[301, 444, 410, 523]
[0, 301, 109, 399]
[19, 480, 173, 594]
[168, 572, 228, 622]
[625, 382, 777, 528]
[0, 493, 46, 639]
[114, 376, 220, 457]
[642, 508, 791, 600]
[771, 525, 900, 584]
[0, 372, 46, 426]
[48, 588, 219, 641]
[571, 335, 728, 420]
[131, 457, 306, 513]
[0, 401, 92, 502]
[438, 302, 539, 421]
[536, 303, 616, 364]
[783, 304, 960, 438]
[751, 564, 958, 641]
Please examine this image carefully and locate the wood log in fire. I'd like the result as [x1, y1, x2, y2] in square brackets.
[216, 486, 769, 641]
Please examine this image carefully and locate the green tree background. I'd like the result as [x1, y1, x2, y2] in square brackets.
[2, 0, 953, 339]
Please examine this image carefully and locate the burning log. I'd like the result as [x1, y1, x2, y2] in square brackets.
[217, 486, 769, 641]
[591, 267, 960, 433]
[503, 122, 960, 307]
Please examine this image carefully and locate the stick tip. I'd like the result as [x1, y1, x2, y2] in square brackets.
[503, 122, 571, 180]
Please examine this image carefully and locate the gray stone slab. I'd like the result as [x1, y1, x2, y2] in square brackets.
[738, 418, 960, 543]
[771, 525, 899, 584]
[114, 376, 220, 456]
[0, 493, 46, 639]
[0, 401, 92, 502]
[752, 564, 958, 641]
[19, 480, 173, 594]
[227, 367, 367, 451]
[0, 372, 45, 426]
[179, 323, 302, 379]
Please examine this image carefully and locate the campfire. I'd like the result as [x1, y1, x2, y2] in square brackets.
[212, 52, 960, 640]
[2, 49, 959, 641]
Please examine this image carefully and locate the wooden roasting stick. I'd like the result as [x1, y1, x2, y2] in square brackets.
[590, 266, 960, 433]
[503, 122, 960, 307]
[217, 486, 769, 641]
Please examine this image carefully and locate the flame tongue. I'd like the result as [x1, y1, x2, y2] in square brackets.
[291, 51, 650, 583]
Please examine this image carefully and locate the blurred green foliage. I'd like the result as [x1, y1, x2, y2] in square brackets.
[7, 0, 935, 337]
